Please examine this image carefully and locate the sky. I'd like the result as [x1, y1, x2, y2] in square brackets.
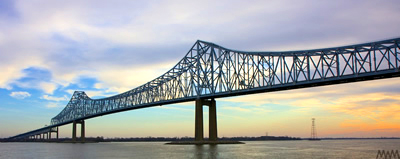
[0, 0, 400, 138]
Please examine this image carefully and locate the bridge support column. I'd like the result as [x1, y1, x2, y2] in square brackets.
[72, 121, 77, 142]
[195, 99, 204, 141]
[195, 98, 218, 142]
[56, 127, 59, 139]
[209, 99, 217, 141]
[81, 120, 85, 142]
[72, 120, 85, 142]
[52, 126, 59, 139]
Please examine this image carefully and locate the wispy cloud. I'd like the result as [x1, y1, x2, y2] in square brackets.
[223, 106, 252, 112]
[222, 106, 272, 114]
[46, 102, 62, 108]
[9, 91, 31, 99]
[328, 93, 400, 120]
[159, 106, 193, 112]
[40, 95, 68, 102]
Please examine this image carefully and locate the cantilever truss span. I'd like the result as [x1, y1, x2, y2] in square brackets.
[10, 38, 400, 139]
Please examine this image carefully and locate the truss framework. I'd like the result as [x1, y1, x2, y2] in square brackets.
[51, 38, 400, 126]
[9, 38, 400, 140]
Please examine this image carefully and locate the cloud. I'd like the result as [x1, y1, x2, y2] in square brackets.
[223, 106, 251, 112]
[221, 106, 272, 114]
[39, 82, 58, 94]
[14, 80, 59, 95]
[0, 67, 24, 90]
[289, 98, 328, 108]
[159, 106, 193, 112]
[46, 102, 62, 108]
[339, 119, 400, 132]
[9, 91, 31, 99]
[40, 95, 68, 102]
[328, 93, 400, 120]
[1, 0, 399, 97]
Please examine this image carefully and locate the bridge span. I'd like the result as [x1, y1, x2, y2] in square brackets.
[8, 37, 400, 142]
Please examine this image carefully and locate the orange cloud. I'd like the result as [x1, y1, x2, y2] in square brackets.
[340, 119, 400, 131]
[328, 93, 400, 120]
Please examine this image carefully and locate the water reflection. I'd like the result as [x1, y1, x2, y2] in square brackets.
[1, 140, 398, 158]
[194, 145, 218, 159]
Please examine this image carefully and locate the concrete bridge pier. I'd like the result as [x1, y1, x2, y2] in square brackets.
[72, 120, 85, 142]
[48, 126, 59, 140]
[195, 98, 218, 142]
[55, 127, 59, 139]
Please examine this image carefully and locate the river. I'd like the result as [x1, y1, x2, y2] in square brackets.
[0, 139, 399, 158]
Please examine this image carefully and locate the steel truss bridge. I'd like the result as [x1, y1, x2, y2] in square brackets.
[9, 37, 400, 142]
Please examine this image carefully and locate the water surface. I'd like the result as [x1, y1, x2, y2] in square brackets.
[0, 139, 398, 159]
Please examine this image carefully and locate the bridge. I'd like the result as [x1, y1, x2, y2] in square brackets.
[8, 37, 400, 142]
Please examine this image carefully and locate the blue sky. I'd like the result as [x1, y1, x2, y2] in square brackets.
[1, 0, 400, 138]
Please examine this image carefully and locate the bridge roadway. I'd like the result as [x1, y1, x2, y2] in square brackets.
[8, 37, 400, 142]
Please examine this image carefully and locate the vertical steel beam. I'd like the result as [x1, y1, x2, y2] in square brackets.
[396, 41, 399, 69]
[369, 50, 372, 72]
[196, 43, 200, 96]
[336, 52, 340, 77]
[211, 47, 215, 94]
[373, 46, 377, 71]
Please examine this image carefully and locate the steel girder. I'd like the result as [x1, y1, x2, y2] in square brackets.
[51, 38, 400, 126]
[9, 38, 400, 140]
